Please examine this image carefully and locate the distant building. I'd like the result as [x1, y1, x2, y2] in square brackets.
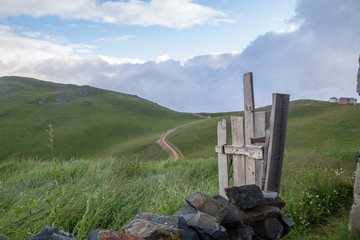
[350, 97, 357, 105]
[329, 97, 338, 103]
[339, 97, 350, 104]
[338, 97, 358, 105]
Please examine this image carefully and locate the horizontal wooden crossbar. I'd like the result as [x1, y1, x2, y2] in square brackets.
[215, 145, 264, 160]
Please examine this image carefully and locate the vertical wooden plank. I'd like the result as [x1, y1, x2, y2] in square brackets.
[231, 116, 246, 186]
[254, 111, 268, 189]
[217, 119, 228, 197]
[243, 72, 256, 184]
[265, 93, 290, 192]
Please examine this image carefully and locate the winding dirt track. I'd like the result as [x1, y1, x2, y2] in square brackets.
[157, 114, 210, 159]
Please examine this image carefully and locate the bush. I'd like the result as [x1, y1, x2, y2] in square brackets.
[282, 165, 354, 236]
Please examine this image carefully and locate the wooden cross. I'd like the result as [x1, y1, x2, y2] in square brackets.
[216, 72, 289, 197]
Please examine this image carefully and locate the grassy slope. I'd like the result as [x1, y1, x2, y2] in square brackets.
[0, 76, 197, 161]
[0, 157, 219, 239]
[169, 99, 360, 160]
[1, 77, 360, 239]
[168, 99, 359, 239]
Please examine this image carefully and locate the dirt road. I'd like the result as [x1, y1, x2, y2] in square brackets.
[157, 116, 209, 159]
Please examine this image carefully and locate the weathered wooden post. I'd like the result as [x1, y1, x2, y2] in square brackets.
[216, 72, 289, 196]
[231, 116, 246, 186]
[217, 119, 228, 197]
[264, 93, 290, 192]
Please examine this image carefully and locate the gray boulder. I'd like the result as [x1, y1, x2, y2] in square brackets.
[227, 225, 254, 240]
[87, 229, 144, 240]
[186, 211, 228, 240]
[252, 217, 283, 239]
[278, 213, 295, 237]
[122, 219, 181, 239]
[27, 226, 76, 240]
[173, 204, 198, 221]
[185, 192, 230, 223]
[262, 191, 286, 210]
[225, 185, 267, 210]
[212, 195, 244, 229]
[238, 205, 281, 224]
[135, 213, 198, 240]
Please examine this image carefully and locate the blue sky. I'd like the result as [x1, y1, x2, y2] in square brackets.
[0, 0, 359, 112]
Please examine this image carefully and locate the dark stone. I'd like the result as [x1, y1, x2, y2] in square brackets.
[185, 192, 230, 223]
[173, 204, 198, 221]
[87, 229, 144, 240]
[53, 92, 75, 103]
[27, 226, 76, 240]
[227, 225, 254, 240]
[252, 217, 283, 239]
[186, 211, 228, 240]
[0, 237, 9, 240]
[225, 185, 267, 210]
[52, 234, 78, 240]
[262, 191, 278, 202]
[262, 191, 286, 210]
[134, 213, 198, 240]
[38, 97, 46, 104]
[252, 232, 267, 240]
[135, 213, 179, 227]
[122, 219, 181, 239]
[238, 205, 281, 224]
[278, 214, 295, 237]
[212, 195, 244, 229]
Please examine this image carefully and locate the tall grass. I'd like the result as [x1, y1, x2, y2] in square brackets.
[0, 151, 356, 239]
[281, 149, 355, 239]
[0, 157, 218, 239]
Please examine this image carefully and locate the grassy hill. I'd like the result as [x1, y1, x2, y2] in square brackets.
[168, 99, 360, 161]
[0, 77, 359, 239]
[0, 76, 197, 161]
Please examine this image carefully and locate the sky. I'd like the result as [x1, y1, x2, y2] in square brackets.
[0, 0, 359, 112]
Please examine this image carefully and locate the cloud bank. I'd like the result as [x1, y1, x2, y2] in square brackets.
[0, 0, 227, 29]
[1, 0, 359, 112]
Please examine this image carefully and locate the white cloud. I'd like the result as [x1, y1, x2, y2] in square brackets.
[0, 0, 229, 29]
[22, 31, 42, 38]
[1, 0, 360, 112]
[155, 54, 171, 63]
[183, 52, 239, 69]
[94, 35, 134, 43]
[98, 55, 146, 65]
[0, 26, 74, 65]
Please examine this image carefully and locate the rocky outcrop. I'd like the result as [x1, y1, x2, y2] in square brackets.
[38, 97, 46, 104]
[24, 185, 294, 240]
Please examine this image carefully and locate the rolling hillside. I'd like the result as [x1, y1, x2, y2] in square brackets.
[1, 77, 359, 239]
[168, 99, 360, 160]
[0, 76, 197, 161]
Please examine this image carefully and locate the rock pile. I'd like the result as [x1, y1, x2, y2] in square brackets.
[18, 185, 293, 240]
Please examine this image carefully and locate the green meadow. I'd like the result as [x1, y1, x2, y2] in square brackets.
[0, 76, 197, 161]
[0, 76, 359, 239]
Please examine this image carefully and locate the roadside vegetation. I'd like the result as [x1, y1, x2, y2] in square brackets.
[0, 77, 359, 239]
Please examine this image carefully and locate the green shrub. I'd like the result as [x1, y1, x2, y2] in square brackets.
[282, 164, 354, 237]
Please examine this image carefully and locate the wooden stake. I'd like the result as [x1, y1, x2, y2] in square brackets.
[265, 93, 290, 192]
[254, 111, 268, 189]
[217, 119, 228, 197]
[231, 116, 246, 186]
[243, 73, 256, 184]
